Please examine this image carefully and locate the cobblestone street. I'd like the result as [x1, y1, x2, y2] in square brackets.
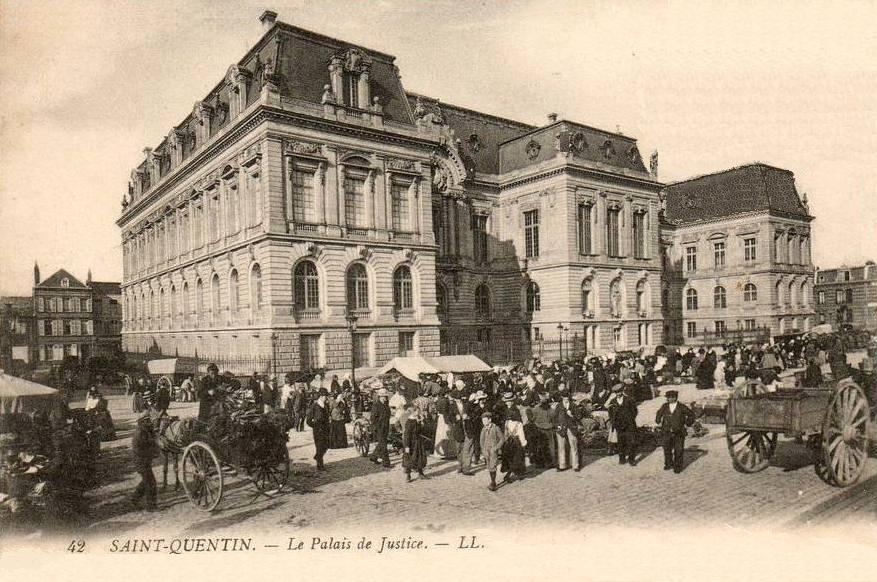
[59, 384, 876, 543]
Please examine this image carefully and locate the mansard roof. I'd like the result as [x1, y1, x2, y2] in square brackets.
[406, 93, 534, 175]
[664, 163, 812, 224]
[35, 269, 87, 289]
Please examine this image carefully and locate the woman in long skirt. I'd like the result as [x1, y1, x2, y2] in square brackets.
[501, 416, 527, 482]
[402, 406, 429, 482]
[432, 391, 458, 459]
[329, 397, 349, 449]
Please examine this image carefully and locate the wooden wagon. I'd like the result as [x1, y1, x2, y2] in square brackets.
[725, 377, 873, 487]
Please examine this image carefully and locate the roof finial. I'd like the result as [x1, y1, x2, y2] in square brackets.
[87, 268, 93, 285]
[546, 112, 558, 124]
[260, 10, 278, 31]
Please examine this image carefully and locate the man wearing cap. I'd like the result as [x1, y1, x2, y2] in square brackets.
[655, 390, 694, 473]
[369, 388, 393, 468]
[130, 412, 159, 511]
[198, 363, 222, 422]
[307, 388, 331, 470]
[609, 383, 639, 465]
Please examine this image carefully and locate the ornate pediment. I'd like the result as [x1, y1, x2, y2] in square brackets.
[284, 140, 324, 157]
[386, 157, 418, 173]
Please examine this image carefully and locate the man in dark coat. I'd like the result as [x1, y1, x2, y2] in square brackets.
[197, 363, 222, 422]
[655, 390, 695, 473]
[369, 388, 392, 468]
[610, 385, 639, 465]
[130, 412, 159, 510]
[307, 388, 331, 470]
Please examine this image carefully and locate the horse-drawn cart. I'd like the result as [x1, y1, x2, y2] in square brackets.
[725, 377, 873, 487]
[160, 404, 290, 512]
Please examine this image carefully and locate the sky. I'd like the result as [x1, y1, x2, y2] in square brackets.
[1, 0, 875, 296]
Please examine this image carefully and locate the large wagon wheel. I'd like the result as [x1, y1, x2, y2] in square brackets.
[181, 441, 224, 512]
[821, 381, 871, 487]
[251, 445, 290, 495]
[726, 380, 779, 473]
[353, 421, 370, 457]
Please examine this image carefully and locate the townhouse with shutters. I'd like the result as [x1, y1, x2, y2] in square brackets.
[660, 164, 816, 345]
[814, 262, 877, 331]
[117, 12, 821, 369]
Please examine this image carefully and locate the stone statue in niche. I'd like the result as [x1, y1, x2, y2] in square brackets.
[321, 84, 335, 104]
[570, 131, 587, 154]
[610, 279, 622, 318]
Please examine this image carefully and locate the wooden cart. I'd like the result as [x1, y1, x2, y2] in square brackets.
[725, 378, 872, 487]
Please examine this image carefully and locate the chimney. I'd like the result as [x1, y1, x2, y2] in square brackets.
[33, 261, 40, 287]
[260, 10, 278, 31]
[87, 269, 92, 286]
[547, 113, 558, 124]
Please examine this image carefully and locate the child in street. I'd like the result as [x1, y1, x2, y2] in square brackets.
[479, 412, 505, 491]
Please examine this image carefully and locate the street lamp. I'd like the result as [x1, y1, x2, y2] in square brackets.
[270, 332, 278, 380]
[557, 322, 564, 361]
[346, 312, 358, 388]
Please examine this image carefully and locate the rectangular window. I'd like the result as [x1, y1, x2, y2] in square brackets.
[391, 181, 410, 232]
[86, 320, 93, 335]
[817, 291, 825, 305]
[37, 319, 45, 336]
[291, 167, 316, 223]
[247, 171, 261, 227]
[745, 319, 756, 330]
[37, 297, 44, 312]
[432, 205, 445, 257]
[714, 241, 726, 269]
[69, 343, 78, 357]
[52, 319, 63, 336]
[744, 238, 757, 262]
[71, 320, 81, 336]
[524, 210, 540, 258]
[845, 289, 853, 304]
[472, 214, 488, 264]
[299, 334, 321, 371]
[476, 327, 492, 343]
[398, 331, 415, 357]
[685, 246, 697, 272]
[836, 290, 845, 304]
[633, 212, 646, 259]
[715, 321, 726, 336]
[344, 175, 366, 229]
[532, 327, 542, 341]
[343, 72, 359, 107]
[52, 344, 63, 361]
[352, 332, 370, 367]
[227, 185, 240, 233]
[686, 322, 697, 338]
[607, 208, 621, 257]
[577, 204, 592, 255]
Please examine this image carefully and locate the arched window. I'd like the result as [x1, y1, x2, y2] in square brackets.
[788, 280, 796, 306]
[582, 279, 594, 313]
[346, 263, 369, 311]
[229, 269, 240, 315]
[294, 261, 320, 311]
[196, 279, 204, 324]
[159, 288, 166, 329]
[182, 282, 190, 325]
[686, 288, 698, 310]
[170, 285, 177, 327]
[393, 266, 413, 311]
[148, 289, 154, 328]
[744, 283, 757, 303]
[800, 280, 808, 306]
[211, 274, 221, 322]
[436, 283, 448, 318]
[526, 281, 541, 313]
[776, 280, 783, 306]
[475, 285, 491, 318]
[250, 264, 263, 313]
[713, 286, 726, 309]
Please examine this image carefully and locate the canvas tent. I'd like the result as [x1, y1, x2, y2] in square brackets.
[375, 355, 491, 382]
[0, 371, 60, 415]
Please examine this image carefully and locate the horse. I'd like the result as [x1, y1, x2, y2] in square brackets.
[154, 414, 199, 490]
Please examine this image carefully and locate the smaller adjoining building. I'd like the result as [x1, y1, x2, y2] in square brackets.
[32, 264, 122, 370]
[0, 297, 34, 374]
[814, 261, 877, 331]
[661, 163, 816, 345]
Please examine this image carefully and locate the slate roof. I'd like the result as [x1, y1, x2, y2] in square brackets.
[90, 282, 121, 297]
[35, 269, 87, 289]
[664, 163, 811, 224]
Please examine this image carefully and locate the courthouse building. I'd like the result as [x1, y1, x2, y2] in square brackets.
[661, 164, 816, 345]
[117, 12, 664, 369]
[814, 262, 877, 331]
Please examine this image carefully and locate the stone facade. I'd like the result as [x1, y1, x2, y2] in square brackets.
[814, 262, 877, 331]
[661, 164, 816, 345]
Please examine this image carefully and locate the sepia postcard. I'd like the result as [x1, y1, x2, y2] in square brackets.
[0, 1, 875, 580]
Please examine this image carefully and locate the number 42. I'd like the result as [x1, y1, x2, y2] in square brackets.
[67, 540, 85, 553]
